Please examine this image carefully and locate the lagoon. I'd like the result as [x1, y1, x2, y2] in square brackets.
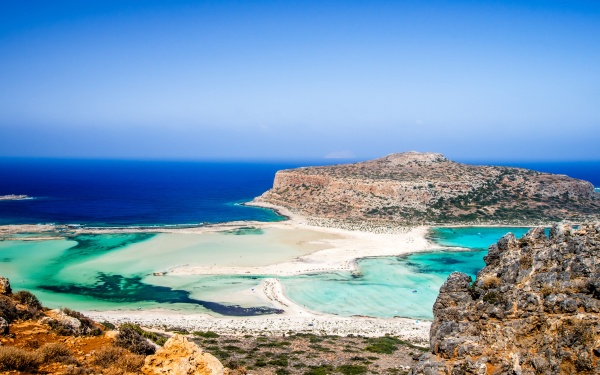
[0, 226, 533, 319]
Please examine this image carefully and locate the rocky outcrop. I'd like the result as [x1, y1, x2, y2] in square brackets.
[0, 276, 11, 295]
[142, 334, 226, 375]
[256, 152, 600, 225]
[411, 223, 600, 375]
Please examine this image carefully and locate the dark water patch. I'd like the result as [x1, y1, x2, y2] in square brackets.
[434, 256, 465, 265]
[52, 233, 155, 266]
[0, 257, 11, 262]
[38, 273, 283, 316]
[67, 233, 155, 254]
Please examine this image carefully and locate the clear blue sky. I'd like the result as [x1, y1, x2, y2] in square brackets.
[0, 0, 598, 161]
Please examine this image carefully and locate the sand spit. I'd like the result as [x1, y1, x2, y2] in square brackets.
[85, 278, 431, 344]
[169, 224, 431, 276]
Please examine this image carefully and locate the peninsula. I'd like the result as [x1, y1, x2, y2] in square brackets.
[255, 152, 600, 226]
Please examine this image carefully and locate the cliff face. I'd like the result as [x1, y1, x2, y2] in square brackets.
[256, 152, 600, 224]
[411, 223, 600, 375]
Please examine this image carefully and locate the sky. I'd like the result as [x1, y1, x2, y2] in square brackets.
[0, 0, 599, 161]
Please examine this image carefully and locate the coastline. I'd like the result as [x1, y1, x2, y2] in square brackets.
[84, 277, 431, 344]
[0, 201, 545, 343]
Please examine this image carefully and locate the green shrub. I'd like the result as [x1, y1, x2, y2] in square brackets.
[101, 321, 116, 330]
[365, 336, 400, 354]
[268, 357, 289, 367]
[13, 290, 43, 310]
[304, 365, 334, 375]
[337, 364, 368, 375]
[120, 323, 167, 346]
[115, 325, 156, 355]
[192, 330, 220, 338]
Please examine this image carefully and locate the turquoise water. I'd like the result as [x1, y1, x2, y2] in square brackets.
[0, 226, 532, 319]
[428, 227, 532, 250]
[281, 227, 533, 319]
[0, 233, 279, 316]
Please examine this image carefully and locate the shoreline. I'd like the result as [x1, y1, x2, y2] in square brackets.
[0, 202, 555, 343]
[84, 277, 431, 344]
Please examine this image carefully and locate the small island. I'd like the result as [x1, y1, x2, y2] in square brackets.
[254, 152, 600, 226]
[0, 194, 32, 201]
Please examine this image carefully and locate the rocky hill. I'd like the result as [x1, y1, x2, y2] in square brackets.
[411, 223, 600, 374]
[255, 152, 600, 225]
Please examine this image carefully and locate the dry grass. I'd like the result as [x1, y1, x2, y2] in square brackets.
[481, 275, 501, 289]
[92, 346, 145, 374]
[92, 346, 125, 367]
[37, 342, 76, 364]
[0, 346, 39, 372]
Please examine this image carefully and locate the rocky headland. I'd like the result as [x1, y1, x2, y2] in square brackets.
[255, 152, 600, 226]
[411, 223, 600, 374]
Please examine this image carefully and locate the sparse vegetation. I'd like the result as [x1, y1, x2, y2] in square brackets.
[193, 330, 220, 338]
[92, 346, 145, 373]
[120, 322, 167, 345]
[116, 324, 157, 355]
[481, 276, 501, 289]
[0, 346, 40, 371]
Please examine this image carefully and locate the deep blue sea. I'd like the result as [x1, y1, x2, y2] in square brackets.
[0, 159, 317, 226]
[1, 158, 598, 226]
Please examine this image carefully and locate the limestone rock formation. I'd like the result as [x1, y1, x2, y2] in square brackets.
[0, 276, 11, 295]
[411, 223, 600, 375]
[142, 334, 226, 375]
[256, 152, 600, 225]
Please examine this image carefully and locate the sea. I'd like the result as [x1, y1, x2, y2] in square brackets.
[0, 158, 598, 319]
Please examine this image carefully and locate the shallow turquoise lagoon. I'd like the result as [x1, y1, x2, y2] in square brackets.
[428, 227, 532, 250]
[281, 227, 534, 319]
[0, 226, 534, 319]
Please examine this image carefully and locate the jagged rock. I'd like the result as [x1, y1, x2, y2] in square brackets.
[142, 334, 226, 375]
[255, 152, 600, 225]
[411, 223, 600, 375]
[0, 276, 11, 295]
[0, 317, 8, 334]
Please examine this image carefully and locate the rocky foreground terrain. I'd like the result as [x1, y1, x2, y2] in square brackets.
[256, 152, 600, 225]
[411, 223, 600, 374]
[0, 275, 424, 374]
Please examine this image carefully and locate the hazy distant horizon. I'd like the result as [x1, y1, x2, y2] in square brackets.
[1, 1, 599, 161]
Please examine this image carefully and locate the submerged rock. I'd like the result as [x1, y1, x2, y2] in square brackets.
[142, 334, 226, 375]
[411, 222, 600, 375]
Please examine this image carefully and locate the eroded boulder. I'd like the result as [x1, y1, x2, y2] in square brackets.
[142, 334, 226, 375]
[0, 276, 11, 295]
